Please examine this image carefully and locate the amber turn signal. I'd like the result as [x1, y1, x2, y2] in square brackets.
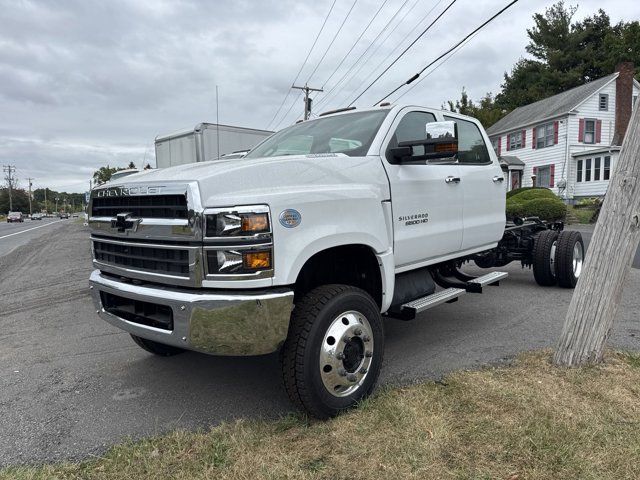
[435, 142, 458, 153]
[243, 251, 272, 270]
[241, 213, 269, 233]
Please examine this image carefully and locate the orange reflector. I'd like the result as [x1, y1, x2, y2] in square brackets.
[243, 251, 271, 270]
[241, 214, 269, 233]
[435, 142, 458, 153]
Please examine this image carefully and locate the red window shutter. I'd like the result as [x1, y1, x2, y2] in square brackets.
[596, 120, 602, 143]
[579, 119, 585, 142]
[522, 129, 526, 148]
[506, 134, 511, 151]
[497, 136, 501, 156]
[532, 127, 536, 149]
[554, 121, 559, 144]
[550, 164, 555, 188]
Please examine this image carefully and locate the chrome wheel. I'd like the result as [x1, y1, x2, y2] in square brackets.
[319, 310, 374, 398]
[549, 240, 557, 276]
[573, 242, 584, 278]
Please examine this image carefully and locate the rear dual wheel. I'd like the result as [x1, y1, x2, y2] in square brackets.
[533, 230, 584, 288]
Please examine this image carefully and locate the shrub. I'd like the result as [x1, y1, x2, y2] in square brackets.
[506, 196, 567, 221]
[506, 187, 555, 199]
[508, 187, 558, 202]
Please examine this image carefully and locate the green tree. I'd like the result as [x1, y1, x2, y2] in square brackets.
[0, 188, 31, 214]
[92, 166, 120, 185]
[445, 88, 506, 128]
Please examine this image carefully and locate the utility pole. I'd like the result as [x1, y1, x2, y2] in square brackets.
[27, 177, 34, 216]
[554, 101, 640, 366]
[44, 188, 47, 213]
[292, 84, 323, 120]
[3, 165, 16, 211]
[55, 197, 59, 213]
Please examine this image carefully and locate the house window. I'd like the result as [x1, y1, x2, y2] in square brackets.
[604, 156, 611, 180]
[634, 96, 638, 107]
[537, 166, 551, 188]
[577, 160, 583, 182]
[594, 157, 601, 181]
[536, 123, 554, 148]
[599, 94, 608, 111]
[585, 158, 592, 181]
[584, 120, 596, 144]
[508, 131, 523, 150]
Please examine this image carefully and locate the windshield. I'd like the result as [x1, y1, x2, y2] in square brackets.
[245, 110, 389, 159]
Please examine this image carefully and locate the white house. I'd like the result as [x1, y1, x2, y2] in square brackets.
[486, 62, 639, 202]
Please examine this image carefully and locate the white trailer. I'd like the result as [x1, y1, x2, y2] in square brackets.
[154, 123, 273, 168]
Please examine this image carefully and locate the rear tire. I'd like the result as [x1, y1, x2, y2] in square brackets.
[130, 334, 185, 356]
[281, 285, 384, 419]
[555, 230, 584, 288]
[533, 230, 559, 286]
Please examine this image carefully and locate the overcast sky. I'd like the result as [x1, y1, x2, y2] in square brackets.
[1, 0, 639, 193]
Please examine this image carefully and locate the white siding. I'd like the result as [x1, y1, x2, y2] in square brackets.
[492, 116, 569, 195]
[489, 77, 640, 200]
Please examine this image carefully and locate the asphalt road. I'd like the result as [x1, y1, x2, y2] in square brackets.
[1, 223, 639, 466]
[0, 217, 67, 257]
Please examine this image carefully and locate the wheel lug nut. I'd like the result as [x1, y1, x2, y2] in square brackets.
[347, 374, 357, 382]
[359, 368, 368, 374]
[338, 368, 347, 377]
[362, 335, 371, 342]
[354, 328, 362, 336]
[365, 351, 373, 358]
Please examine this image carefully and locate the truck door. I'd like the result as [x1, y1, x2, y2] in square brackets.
[443, 115, 506, 250]
[382, 110, 464, 269]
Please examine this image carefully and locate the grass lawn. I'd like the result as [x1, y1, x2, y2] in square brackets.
[567, 205, 597, 224]
[4, 351, 640, 480]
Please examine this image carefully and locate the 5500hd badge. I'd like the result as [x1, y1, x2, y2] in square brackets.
[398, 212, 429, 226]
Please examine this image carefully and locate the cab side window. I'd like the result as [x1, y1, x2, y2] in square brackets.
[386, 111, 436, 161]
[443, 115, 491, 164]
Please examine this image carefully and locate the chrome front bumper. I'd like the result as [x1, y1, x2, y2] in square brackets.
[89, 270, 294, 356]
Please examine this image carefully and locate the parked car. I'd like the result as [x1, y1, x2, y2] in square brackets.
[58, 212, 70, 219]
[7, 211, 23, 223]
[31, 213, 43, 220]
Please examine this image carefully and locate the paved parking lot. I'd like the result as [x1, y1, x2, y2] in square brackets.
[1, 223, 639, 466]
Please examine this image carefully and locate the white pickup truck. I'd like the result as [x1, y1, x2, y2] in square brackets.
[88, 105, 584, 418]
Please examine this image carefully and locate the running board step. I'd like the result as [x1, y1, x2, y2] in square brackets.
[400, 288, 466, 320]
[467, 271, 508, 291]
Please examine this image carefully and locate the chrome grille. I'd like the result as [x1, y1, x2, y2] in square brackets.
[93, 240, 190, 276]
[91, 194, 188, 219]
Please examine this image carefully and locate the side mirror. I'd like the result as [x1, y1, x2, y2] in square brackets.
[389, 121, 458, 163]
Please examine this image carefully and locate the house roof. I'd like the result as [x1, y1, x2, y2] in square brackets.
[486, 73, 617, 136]
[499, 155, 525, 170]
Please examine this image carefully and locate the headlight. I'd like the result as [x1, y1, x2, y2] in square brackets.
[206, 248, 273, 275]
[205, 206, 270, 238]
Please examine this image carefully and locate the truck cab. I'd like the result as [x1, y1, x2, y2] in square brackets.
[86, 105, 528, 418]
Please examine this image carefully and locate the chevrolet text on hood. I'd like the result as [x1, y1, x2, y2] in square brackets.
[87, 104, 586, 419]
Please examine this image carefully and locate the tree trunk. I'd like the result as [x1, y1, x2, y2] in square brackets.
[554, 103, 640, 366]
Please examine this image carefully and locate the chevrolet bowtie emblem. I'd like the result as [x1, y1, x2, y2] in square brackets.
[111, 212, 142, 233]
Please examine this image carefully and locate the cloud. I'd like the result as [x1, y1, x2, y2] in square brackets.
[1, 0, 638, 192]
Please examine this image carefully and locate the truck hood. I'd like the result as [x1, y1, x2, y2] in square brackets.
[107, 155, 390, 207]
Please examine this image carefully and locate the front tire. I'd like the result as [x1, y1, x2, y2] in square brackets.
[130, 334, 185, 356]
[281, 285, 384, 419]
[555, 230, 584, 288]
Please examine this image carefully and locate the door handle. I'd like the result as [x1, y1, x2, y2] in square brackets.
[493, 176, 504, 183]
[445, 176, 461, 184]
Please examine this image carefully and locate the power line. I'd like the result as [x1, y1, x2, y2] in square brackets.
[371, 0, 520, 106]
[304, 0, 359, 85]
[392, 29, 478, 103]
[265, 0, 338, 130]
[312, 0, 413, 112]
[322, 0, 427, 110]
[347, 0, 457, 106]
[317, 0, 390, 91]
[273, 91, 303, 130]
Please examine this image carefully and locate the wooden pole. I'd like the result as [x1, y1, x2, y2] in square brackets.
[554, 102, 640, 366]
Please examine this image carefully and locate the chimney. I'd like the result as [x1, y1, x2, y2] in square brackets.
[613, 62, 635, 145]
